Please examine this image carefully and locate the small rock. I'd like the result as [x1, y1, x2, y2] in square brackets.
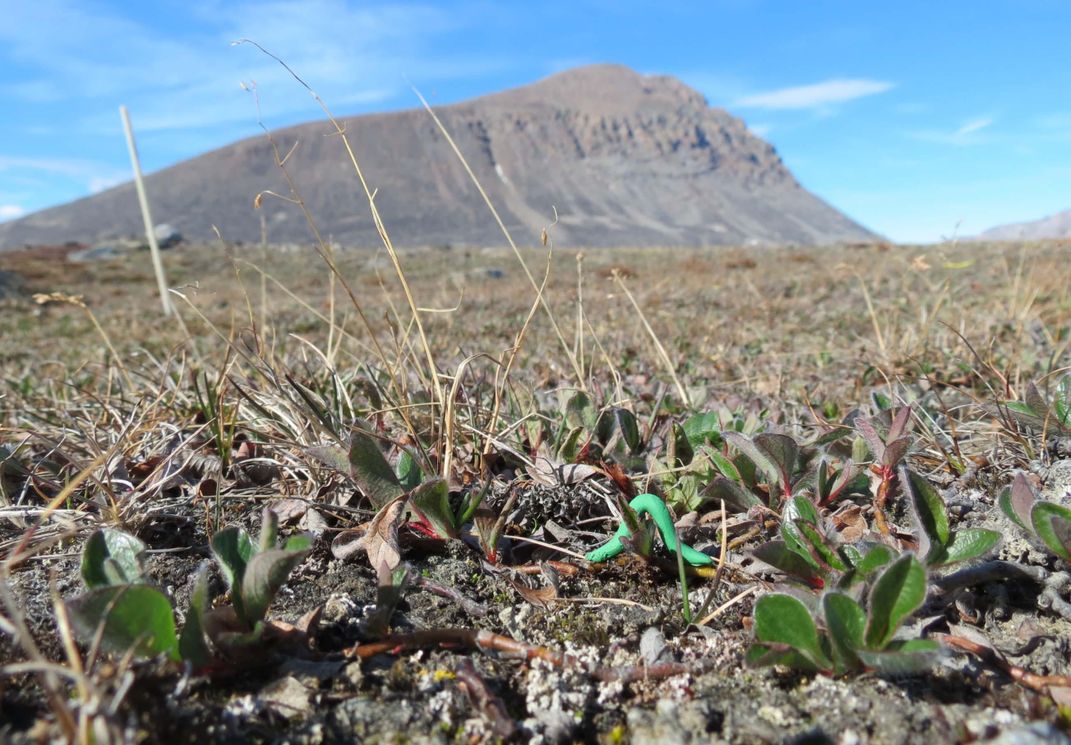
[986, 722, 1071, 745]
[259, 675, 313, 719]
[278, 658, 345, 684]
[1042, 460, 1071, 505]
[342, 661, 364, 689]
[640, 626, 670, 666]
[322, 593, 360, 625]
[154, 223, 182, 247]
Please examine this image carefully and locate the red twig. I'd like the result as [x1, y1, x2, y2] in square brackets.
[871, 465, 896, 538]
[345, 627, 715, 683]
[455, 659, 517, 740]
[936, 634, 1071, 695]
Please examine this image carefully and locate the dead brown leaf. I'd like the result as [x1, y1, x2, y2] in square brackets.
[507, 563, 560, 609]
[508, 577, 558, 609]
[831, 503, 868, 543]
[358, 495, 407, 579]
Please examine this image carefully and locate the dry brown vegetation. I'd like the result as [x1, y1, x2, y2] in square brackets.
[2, 234, 1071, 743]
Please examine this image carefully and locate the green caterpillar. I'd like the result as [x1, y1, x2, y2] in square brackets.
[585, 493, 714, 566]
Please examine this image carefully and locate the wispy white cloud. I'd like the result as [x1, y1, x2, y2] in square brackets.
[910, 115, 995, 146]
[0, 205, 26, 220]
[954, 117, 992, 138]
[0, 0, 503, 135]
[733, 78, 894, 110]
[0, 155, 129, 193]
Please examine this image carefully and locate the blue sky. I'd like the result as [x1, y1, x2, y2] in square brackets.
[1, 0, 1068, 243]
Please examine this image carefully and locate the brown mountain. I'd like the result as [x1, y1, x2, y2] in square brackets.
[0, 64, 878, 250]
[979, 208, 1071, 241]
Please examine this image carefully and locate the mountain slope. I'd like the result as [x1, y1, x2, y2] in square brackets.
[979, 208, 1071, 241]
[0, 64, 878, 249]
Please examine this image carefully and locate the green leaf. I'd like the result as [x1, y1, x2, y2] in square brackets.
[239, 541, 312, 625]
[722, 431, 779, 485]
[745, 643, 822, 672]
[864, 554, 926, 649]
[780, 496, 822, 562]
[667, 475, 704, 513]
[826, 463, 863, 502]
[178, 563, 213, 667]
[838, 543, 897, 588]
[1026, 382, 1049, 422]
[616, 492, 644, 538]
[211, 527, 253, 589]
[1031, 501, 1071, 561]
[854, 417, 886, 462]
[557, 426, 585, 462]
[839, 545, 863, 568]
[998, 473, 1036, 530]
[565, 391, 597, 432]
[1056, 375, 1071, 426]
[902, 467, 950, 549]
[348, 427, 405, 508]
[886, 406, 913, 443]
[210, 527, 254, 620]
[410, 478, 458, 539]
[702, 476, 762, 513]
[855, 544, 896, 575]
[396, 448, 422, 490]
[613, 408, 642, 453]
[283, 534, 313, 552]
[306, 444, 349, 474]
[707, 449, 741, 482]
[816, 459, 830, 498]
[734, 452, 758, 488]
[811, 425, 853, 448]
[1004, 400, 1037, 417]
[871, 391, 893, 411]
[257, 507, 279, 554]
[752, 593, 831, 671]
[754, 433, 799, 492]
[752, 541, 825, 586]
[81, 529, 147, 588]
[882, 436, 913, 468]
[682, 412, 722, 448]
[932, 528, 1001, 566]
[856, 639, 939, 674]
[786, 495, 821, 526]
[797, 521, 849, 572]
[1003, 401, 1048, 431]
[823, 592, 866, 671]
[67, 585, 179, 661]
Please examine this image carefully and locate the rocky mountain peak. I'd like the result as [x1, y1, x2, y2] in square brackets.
[0, 64, 876, 250]
[481, 63, 709, 115]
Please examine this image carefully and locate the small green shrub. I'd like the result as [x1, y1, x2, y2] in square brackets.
[999, 471, 1071, 561]
[1001, 376, 1071, 436]
[311, 425, 458, 538]
[67, 508, 311, 668]
[747, 554, 939, 675]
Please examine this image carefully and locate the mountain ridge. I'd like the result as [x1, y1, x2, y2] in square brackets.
[979, 208, 1071, 241]
[0, 63, 878, 250]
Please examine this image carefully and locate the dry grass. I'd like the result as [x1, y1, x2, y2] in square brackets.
[2, 233, 1070, 740]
